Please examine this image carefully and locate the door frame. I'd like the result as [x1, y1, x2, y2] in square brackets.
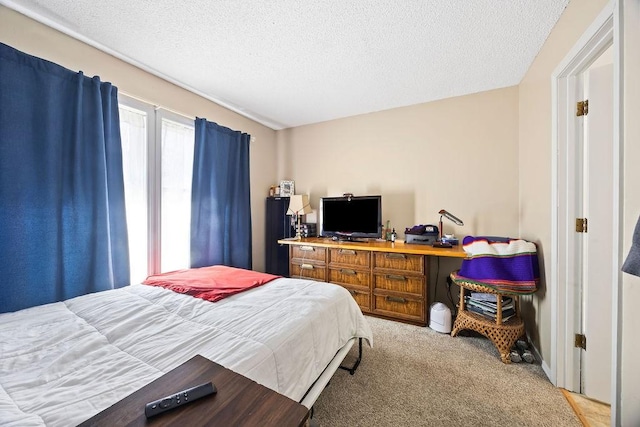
[550, 0, 623, 424]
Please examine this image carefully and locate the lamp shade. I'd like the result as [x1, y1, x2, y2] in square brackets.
[287, 194, 312, 216]
[439, 209, 464, 226]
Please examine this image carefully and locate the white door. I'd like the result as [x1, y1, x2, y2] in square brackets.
[577, 61, 613, 404]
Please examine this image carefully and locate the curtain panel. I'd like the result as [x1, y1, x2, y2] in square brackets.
[0, 43, 130, 313]
[191, 118, 252, 269]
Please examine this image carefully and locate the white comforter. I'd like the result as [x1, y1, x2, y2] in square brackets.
[0, 278, 372, 426]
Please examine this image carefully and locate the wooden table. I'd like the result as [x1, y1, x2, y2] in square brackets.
[450, 272, 526, 363]
[80, 355, 310, 426]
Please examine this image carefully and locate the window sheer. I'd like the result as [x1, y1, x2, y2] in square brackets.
[119, 105, 148, 284]
[119, 96, 195, 283]
[160, 118, 194, 272]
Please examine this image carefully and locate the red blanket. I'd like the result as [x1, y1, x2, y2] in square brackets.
[142, 265, 281, 302]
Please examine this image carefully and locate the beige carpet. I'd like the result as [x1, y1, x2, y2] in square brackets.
[312, 316, 581, 427]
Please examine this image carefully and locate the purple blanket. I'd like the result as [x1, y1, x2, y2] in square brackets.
[455, 236, 539, 294]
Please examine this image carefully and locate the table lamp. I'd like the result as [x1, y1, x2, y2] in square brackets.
[287, 194, 312, 240]
[434, 209, 464, 248]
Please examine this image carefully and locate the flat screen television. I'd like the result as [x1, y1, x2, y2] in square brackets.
[318, 195, 382, 240]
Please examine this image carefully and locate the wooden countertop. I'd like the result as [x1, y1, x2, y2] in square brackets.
[278, 237, 467, 258]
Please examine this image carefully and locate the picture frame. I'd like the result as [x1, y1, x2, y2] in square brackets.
[280, 180, 295, 197]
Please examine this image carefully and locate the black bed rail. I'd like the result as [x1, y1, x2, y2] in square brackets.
[339, 337, 362, 375]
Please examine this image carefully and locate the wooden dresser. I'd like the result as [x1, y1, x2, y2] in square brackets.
[280, 237, 466, 326]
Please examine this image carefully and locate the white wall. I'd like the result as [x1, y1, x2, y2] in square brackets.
[621, 0, 640, 424]
[279, 86, 521, 299]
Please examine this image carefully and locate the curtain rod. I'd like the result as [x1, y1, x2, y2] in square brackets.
[119, 91, 257, 143]
[120, 91, 195, 121]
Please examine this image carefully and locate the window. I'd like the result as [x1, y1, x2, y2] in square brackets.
[119, 95, 195, 284]
[119, 103, 149, 284]
[160, 117, 194, 273]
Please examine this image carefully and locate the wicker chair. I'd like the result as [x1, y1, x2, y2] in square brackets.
[450, 271, 525, 363]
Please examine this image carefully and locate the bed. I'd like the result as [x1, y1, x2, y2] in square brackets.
[0, 269, 373, 426]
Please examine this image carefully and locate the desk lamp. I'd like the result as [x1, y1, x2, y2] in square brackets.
[434, 209, 464, 248]
[287, 194, 312, 240]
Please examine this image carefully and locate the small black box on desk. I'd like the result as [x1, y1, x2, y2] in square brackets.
[404, 224, 439, 245]
[299, 223, 317, 237]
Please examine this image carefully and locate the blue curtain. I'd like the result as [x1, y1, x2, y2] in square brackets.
[0, 43, 130, 313]
[191, 118, 252, 269]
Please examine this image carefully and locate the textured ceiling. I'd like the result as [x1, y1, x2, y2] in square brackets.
[3, 0, 569, 130]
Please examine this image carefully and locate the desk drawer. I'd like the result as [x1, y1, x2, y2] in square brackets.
[328, 248, 370, 268]
[329, 267, 370, 288]
[373, 293, 425, 323]
[339, 285, 371, 312]
[291, 245, 326, 263]
[373, 252, 424, 273]
[290, 262, 326, 281]
[374, 273, 425, 296]
[328, 285, 371, 313]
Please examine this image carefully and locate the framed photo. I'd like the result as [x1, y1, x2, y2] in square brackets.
[280, 180, 295, 197]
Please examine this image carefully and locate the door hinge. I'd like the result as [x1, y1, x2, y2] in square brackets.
[575, 333, 587, 350]
[577, 100, 589, 116]
[576, 218, 588, 233]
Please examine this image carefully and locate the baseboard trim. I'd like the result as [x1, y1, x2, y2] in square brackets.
[527, 333, 553, 383]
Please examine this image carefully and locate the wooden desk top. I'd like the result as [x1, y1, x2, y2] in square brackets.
[80, 355, 309, 427]
[278, 237, 468, 258]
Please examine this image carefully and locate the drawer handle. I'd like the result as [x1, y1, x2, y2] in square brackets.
[300, 263, 315, 270]
[386, 253, 406, 260]
[385, 296, 407, 304]
[386, 274, 407, 281]
[349, 289, 359, 295]
[339, 249, 356, 255]
[300, 246, 315, 252]
[341, 269, 357, 276]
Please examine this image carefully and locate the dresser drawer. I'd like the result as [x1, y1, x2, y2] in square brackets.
[290, 262, 326, 281]
[374, 273, 425, 296]
[340, 285, 371, 312]
[329, 267, 371, 288]
[328, 248, 370, 268]
[373, 293, 425, 323]
[291, 245, 326, 263]
[373, 252, 424, 273]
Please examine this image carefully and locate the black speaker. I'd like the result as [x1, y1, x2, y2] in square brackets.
[265, 197, 294, 276]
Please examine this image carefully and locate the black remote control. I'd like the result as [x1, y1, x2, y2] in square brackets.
[144, 382, 217, 418]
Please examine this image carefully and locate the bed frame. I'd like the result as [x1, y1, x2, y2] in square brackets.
[300, 337, 362, 409]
